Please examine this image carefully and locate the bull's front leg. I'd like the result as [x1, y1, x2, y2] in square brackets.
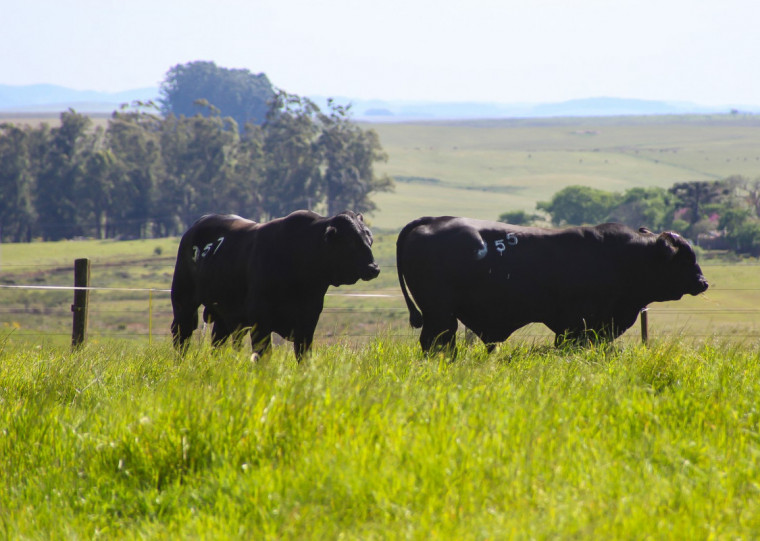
[292, 304, 323, 362]
[293, 326, 315, 362]
[249, 324, 272, 362]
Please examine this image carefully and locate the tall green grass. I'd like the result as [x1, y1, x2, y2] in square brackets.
[2, 337, 759, 538]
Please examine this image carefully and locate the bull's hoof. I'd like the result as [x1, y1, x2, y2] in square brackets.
[250, 352, 261, 363]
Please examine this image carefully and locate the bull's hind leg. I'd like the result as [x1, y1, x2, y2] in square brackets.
[419, 314, 458, 359]
[210, 319, 233, 346]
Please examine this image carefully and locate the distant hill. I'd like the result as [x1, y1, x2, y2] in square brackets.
[0, 84, 160, 113]
[2, 84, 757, 119]
[308, 96, 758, 121]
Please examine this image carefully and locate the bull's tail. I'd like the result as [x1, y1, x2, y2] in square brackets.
[170, 234, 200, 349]
[397, 218, 433, 329]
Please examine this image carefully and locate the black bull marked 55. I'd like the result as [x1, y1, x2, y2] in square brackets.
[170, 210, 380, 361]
[397, 216, 708, 355]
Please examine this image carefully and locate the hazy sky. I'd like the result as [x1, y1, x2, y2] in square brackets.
[4, 0, 758, 105]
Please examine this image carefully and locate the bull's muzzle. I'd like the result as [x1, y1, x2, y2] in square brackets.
[362, 263, 381, 281]
[692, 276, 709, 295]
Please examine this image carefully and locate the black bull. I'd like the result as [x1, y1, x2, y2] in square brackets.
[397, 216, 709, 353]
[170, 210, 380, 360]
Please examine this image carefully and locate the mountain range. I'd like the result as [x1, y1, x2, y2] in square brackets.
[1, 83, 756, 120]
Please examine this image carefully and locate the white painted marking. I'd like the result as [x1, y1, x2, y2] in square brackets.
[494, 233, 518, 255]
[213, 236, 225, 254]
[193, 236, 226, 261]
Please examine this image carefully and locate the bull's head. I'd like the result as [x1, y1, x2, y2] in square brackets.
[324, 211, 380, 286]
[653, 231, 709, 299]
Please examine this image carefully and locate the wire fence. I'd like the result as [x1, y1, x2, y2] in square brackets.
[1, 262, 759, 347]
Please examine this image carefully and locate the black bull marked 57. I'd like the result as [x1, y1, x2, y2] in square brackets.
[397, 216, 709, 355]
[170, 210, 380, 360]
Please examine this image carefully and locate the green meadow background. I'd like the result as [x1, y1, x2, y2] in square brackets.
[1, 113, 760, 539]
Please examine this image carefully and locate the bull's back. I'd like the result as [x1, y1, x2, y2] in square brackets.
[397, 217, 624, 310]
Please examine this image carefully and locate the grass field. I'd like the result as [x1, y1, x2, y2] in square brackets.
[2, 339, 760, 538]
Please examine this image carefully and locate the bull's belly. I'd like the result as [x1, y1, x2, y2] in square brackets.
[452, 280, 634, 340]
[455, 293, 546, 341]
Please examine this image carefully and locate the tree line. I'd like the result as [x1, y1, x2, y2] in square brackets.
[501, 177, 760, 256]
[0, 92, 392, 242]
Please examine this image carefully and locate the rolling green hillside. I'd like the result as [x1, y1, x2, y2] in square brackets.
[365, 115, 760, 229]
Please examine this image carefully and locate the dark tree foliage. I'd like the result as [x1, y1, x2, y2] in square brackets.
[259, 93, 323, 219]
[0, 124, 37, 241]
[159, 61, 275, 130]
[107, 105, 164, 238]
[497, 210, 540, 225]
[35, 110, 93, 240]
[317, 99, 393, 216]
[605, 187, 673, 232]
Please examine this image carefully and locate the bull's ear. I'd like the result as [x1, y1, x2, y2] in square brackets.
[639, 227, 653, 234]
[324, 225, 338, 243]
[656, 232, 679, 260]
[357, 213, 364, 222]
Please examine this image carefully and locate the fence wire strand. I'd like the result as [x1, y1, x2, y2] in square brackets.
[2, 275, 760, 342]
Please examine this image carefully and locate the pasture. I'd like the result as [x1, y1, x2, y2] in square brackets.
[2, 339, 760, 538]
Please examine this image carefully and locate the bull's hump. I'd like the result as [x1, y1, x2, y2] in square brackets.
[475, 239, 488, 260]
[199, 214, 256, 230]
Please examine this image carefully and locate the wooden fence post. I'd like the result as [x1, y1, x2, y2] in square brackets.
[71, 258, 90, 348]
[640, 307, 649, 346]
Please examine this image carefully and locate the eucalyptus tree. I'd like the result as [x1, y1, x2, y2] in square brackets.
[317, 100, 393, 216]
[106, 104, 164, 238]
[259, 92, 323, 219]
[0, 124, 36, 241]
[159, 101, 243, 228]
[159, 61, 274, 130]
[35, 110, 92, 240]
